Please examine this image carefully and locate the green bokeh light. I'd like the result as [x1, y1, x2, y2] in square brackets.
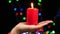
[23, 17, 26, 20]
[38, 3, 41, 6]
[53, 23, 55, 26]
[50, 30, 55, 34]
[16, 0, 19, 2]
[52, 30, 55, 33]
[38, 0, 42, 2]
[50, 32, 53, 34]
[9, 0, 12, 3]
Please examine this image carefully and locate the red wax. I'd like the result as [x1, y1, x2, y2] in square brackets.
[26, 8, 38, 25]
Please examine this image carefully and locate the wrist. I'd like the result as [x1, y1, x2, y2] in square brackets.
[10, 27, 21, 34]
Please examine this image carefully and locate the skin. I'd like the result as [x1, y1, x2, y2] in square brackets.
[10, 20, 53, 34]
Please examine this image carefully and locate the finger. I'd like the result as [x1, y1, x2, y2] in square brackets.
[38, 20, 53, 24]
[37, 20, 53, 29]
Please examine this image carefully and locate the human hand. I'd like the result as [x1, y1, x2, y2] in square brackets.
[10, 20, 53, 34]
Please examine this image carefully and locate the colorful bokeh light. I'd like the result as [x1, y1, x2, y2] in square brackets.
[16, 0, 19, 2]
[50, 32, 52, 34]
[38, 3, 41, 6]
[8, 32, 10, 34]
[50, 30, 55, 34]
[46, 31, 49, 34]
[16, 12, 18, 16]
[44, 27, 46, 31]
[48, 25, 51, 29]
[53, 23, 55, 26]
[14, 8, 17, 11]
[52, 30, 55, 33]
[19, 8, 24, 11]
[20, 12, 23, 16]
[23, 17, 26, 20]
[38, 0, 42, 2]
[56, 13, 60, 17]
[9, 0, 12, 3]
[38, 13, 42, 16]
[39, 27, 44, 32]
[22, 32, 28, 34]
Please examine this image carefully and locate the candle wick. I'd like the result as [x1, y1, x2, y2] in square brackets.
[31, 2, 34, 8]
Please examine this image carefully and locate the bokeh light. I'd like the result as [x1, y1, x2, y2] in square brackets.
[14, 8, 17, 11]
[38, 3, 41, 6]
[23, 17, 26, 20]
[53, 23, 55, 26]
[16, 12, 18, 16]
[38, 13, 42, 16]
[38, 0, 42, 2]
[22, 32, 28, 34]
[16, 0, 19, 2]
[19, 8, 24, 11]
[25, 32, 28, 34]
[22, 33, 26, 34]
[56, 13, 60, 17]
[39, 27, 44, 32]
[50, 32, 52, 34]
[52, 30, 55, 34]
[44, 27, 46, 31]
[9, 0, 12, 3]
[48, 25, 51, 29]
[46, 31, 49, 34]
[8, 32, 10, 34]
[20, 12, 23, 16]
[38, 32, 41, 34]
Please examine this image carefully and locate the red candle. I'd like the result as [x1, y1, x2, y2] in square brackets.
[26, 3, 38, 25]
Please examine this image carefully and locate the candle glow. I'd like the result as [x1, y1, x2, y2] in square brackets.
[31, 2, 34, 8]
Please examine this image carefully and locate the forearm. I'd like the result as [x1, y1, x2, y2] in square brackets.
[10, 27, 21, 34]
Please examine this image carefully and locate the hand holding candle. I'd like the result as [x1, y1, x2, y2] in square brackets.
[10, 20, 53, 34]
[10, 2, 53, 34]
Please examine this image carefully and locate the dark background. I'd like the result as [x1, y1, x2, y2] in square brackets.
[1, 0, 60, 34]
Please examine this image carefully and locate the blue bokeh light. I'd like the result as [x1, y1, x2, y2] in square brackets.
[22, 32, 28, 34]
[38, 13, 42, 16]
[19, 8, 24, 11]
[44, 27, 46, 31]
[14, 8, 17, 11]
[56, 13, 60, 17]
[25, 32, 28, 34]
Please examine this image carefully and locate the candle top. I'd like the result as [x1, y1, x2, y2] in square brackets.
[30, 2, 38, 9]
[28, 8, 38, 9]
[27, 2, 38, 10]
[27, 8, 38, 11]
[31, 2, 34, 9]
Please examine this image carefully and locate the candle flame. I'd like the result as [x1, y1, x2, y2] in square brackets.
[31, 2, 34, 8]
